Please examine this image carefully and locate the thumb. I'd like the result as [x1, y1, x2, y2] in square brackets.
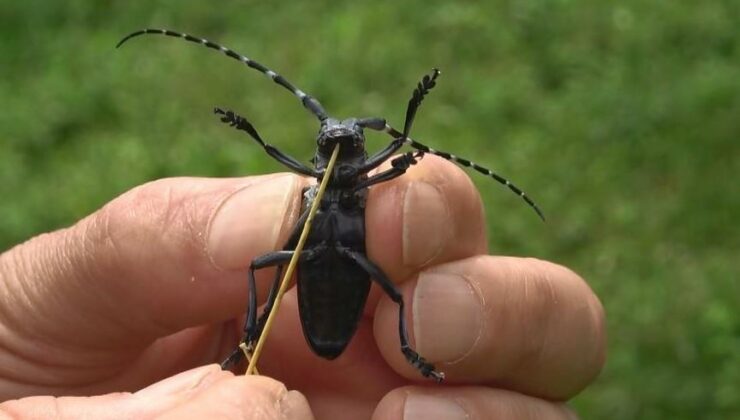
[0, 365, 314, 419]
[0, 174, 305, 353]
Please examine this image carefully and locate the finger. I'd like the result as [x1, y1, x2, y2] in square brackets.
[374, 256, 606, 400]
[365, 154, 487, 306]
[157, 374, 313, 420]
[372, 386, 576, 420]
[0, 365, 227, 415]
[0, 174, 306, 358]
[0, 365, 313, 420]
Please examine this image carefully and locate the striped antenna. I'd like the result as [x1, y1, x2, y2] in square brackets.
[117, 28, 328, 121]
[383, 125, 545, 221]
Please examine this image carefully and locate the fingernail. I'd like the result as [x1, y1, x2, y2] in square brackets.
[402, 181, 452, 267]
[135, 365, 224, 397]
[207, 176, 297, 269]
[413, 272, 483, 362]
[404, 394, 468, 420]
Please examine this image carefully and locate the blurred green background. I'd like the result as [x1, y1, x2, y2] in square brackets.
[1, 1, 738, 418]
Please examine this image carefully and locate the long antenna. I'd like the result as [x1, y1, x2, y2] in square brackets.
[384, 125, 545, 221]
[117, 28, 328, 121]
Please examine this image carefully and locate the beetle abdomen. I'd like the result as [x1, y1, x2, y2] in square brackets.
[297, 253, 371, 359]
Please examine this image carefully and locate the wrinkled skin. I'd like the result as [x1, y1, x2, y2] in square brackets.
[0, 157, 605, 419]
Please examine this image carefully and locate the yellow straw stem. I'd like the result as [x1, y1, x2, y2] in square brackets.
[246, 144, 341, 375]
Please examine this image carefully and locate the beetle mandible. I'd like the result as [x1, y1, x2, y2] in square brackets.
[117, 29, 545, 382]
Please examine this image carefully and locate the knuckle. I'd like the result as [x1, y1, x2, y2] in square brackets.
[86, 178, 205, 270]
[99, 179, 193, 242]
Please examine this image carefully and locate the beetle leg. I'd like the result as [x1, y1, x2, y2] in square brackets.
[359, 136, 405, 173]
[359, 68, 439, 174]
[246, 208, 312, 345]
[221, 251, 293, 369]
[401, 68, 440, 138]
[221, 246, 325, 370]
[353, 151, 424, 191]
[214, 107, 320, 178]
[252, 264, 284, 338]
[336, 246, 445, 382]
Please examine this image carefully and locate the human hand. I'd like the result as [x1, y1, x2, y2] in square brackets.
[0, 156, 605, 419]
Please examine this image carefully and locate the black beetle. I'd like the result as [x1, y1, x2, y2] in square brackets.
[117, 29, 544, 382]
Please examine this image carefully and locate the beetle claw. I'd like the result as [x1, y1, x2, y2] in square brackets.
[220, 347, 244, 370]
[402, 347, 445, 382]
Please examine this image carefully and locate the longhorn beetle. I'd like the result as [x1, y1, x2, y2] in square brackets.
[117, 28, 545, 382]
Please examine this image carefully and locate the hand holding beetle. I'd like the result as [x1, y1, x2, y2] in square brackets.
[0, 27, 604, 420]
[0, 157, 605, 419]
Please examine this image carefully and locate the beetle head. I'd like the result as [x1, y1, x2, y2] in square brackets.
[317, 118, 365, 157]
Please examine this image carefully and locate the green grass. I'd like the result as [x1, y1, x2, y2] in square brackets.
[1, 1, 738, 418]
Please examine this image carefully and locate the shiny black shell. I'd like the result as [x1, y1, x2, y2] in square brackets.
[296, 185, 370, 359]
